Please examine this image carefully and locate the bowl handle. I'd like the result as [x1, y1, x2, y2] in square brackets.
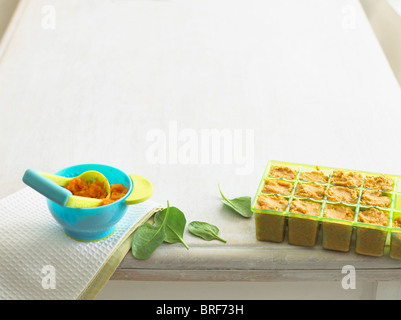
[125, 174, 153, 205]
[22, 169, 71, 207]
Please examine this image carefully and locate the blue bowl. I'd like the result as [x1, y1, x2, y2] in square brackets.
[47, 164, 133, 242]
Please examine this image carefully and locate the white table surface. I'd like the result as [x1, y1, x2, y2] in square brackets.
[1, 0, 401, 286]
[388, 0, 401, 16]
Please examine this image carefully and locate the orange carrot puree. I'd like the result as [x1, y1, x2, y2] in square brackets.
[65, 177, 128, 206]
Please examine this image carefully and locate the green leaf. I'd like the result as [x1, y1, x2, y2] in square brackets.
[154, 206, 189, 250]
[218, 184, 253, 218]
[131, 201, 170, 259]
[131, 223, 166, 260]
[188, 221, 226, 243]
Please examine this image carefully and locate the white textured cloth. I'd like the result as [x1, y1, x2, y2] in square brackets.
[0, 187, 161, 300]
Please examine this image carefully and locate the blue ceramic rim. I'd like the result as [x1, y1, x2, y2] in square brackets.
[53, 163, 133, 212]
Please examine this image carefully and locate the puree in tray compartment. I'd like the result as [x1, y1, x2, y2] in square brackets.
[393, 217, 401, 228]
[331, 170, 363, 188]
[65, 177, 128, 206]
[360, 190, 391, 208]
[295, 183, 325, 199]
[364, 175, 394, 191]
[358, 208, 389, 226]
[299, 170, 328, 183]
[255, 194, 288, 211]
[262, 179, 293, 195]
[325, 186, 359, 204]
[289, 199, 321, 216]
[268, 165, 297, 180]
[324, 204, 355, 221]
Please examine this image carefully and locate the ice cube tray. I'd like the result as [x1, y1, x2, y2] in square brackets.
[251, 160, 401, 258]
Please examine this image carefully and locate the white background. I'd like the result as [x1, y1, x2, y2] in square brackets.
[1, 0, 401, 300]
